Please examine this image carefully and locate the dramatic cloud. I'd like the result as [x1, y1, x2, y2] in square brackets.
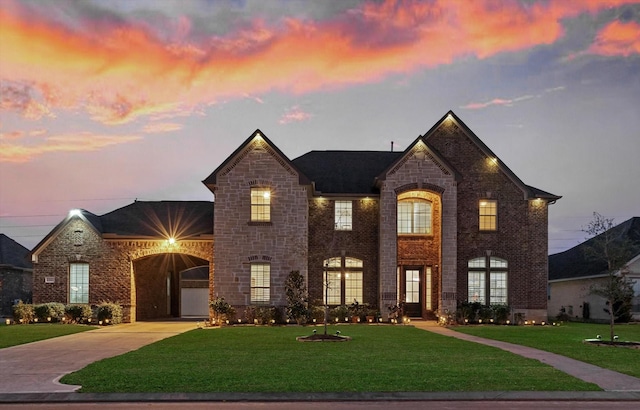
[0, 132, 142, 163]
[279, 106, 312, 124]
[587, 20, 640, 57]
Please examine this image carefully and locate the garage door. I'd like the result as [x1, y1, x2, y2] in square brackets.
[181, 288, 209, 318]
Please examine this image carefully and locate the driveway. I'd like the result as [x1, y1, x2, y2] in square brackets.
[0, 321, 198, 393]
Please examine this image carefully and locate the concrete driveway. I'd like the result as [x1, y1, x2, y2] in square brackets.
[0, 321, 198, 393]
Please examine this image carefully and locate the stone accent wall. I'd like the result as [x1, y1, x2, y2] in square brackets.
[212, 137, 309, 311]
[427, 117, 550, 318]
[308, 197, 379, 308]
[32, 217, 213, 322]
[379, 140, 458, 317]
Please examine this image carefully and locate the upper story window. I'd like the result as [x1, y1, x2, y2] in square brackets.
[335, 201, 352, 231]
[479, 200, 497, 231]
[251, 188, 271, 222]
[69, 262, 89, 304]
[398, 199, 432, 234]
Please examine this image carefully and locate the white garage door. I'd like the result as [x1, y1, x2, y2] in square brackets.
[181, 288, 209, 318]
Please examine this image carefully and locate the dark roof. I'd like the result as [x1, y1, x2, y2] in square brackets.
[292, 151, 402, 194]
[100, 201, 213, 238]
[0, 234, 32, 269]
[549, 217, 640, 281]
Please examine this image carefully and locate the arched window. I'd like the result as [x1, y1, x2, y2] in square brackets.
[323, 257, 363, 305]
[397, 198, 432, 234]
[467, 256, 508, 305]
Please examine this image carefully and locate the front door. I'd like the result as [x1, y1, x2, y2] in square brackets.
[404, 268, 422, 317]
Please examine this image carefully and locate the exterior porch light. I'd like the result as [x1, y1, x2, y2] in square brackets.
[168, 237, 176, 245]
[69, 209, 82, 217]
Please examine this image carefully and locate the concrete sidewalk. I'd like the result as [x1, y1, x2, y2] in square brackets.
[412, 321, 640, 392]
[0, 321, 198, 394]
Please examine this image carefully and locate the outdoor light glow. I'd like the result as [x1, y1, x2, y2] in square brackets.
[168, 237, 176, 245]
[69, 209, 82, 217]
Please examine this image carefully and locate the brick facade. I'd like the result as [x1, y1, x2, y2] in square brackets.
[32, 112, 556, 323]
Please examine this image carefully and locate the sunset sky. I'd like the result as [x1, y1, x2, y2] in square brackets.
[1, 0, 639, 254]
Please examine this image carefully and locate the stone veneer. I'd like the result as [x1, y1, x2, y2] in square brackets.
[211, 136, 309, 311]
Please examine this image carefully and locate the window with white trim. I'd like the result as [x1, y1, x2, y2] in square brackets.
[468, 256, 508, 305]
[250, 263, 270, 304]
[479, 200, 497, 231]
[251, 188, 271, 222]
[69, 262, 89, 304]
[323, 257, 363, 305]
[334, 201, 352, 231]
[398, 199, 432, 234]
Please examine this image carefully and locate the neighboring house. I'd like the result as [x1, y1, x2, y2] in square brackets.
[0, 234, 33, 317]
[32, 111, 560, 322]
[548, 217, 640, 322]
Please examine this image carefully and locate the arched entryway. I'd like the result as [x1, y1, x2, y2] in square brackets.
[133, 253, 209, 321]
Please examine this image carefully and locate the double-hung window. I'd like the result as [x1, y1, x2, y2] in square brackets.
[468, 256, 508, 305]
[323, 257, 363, 305]
[250, 263, 270, 304]
[69, 262, 89, 304]
[334, 200, 352, 230]
[251, 188, 271, 222]
[479, 200, 497, 231]
[398, 199, 432, 234]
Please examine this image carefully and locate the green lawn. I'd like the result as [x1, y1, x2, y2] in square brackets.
[0, 323, 95, 348]
[61, 325, 600, 393]
[453, 322, 640, 378]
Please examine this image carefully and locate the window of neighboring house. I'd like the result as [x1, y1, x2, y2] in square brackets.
[323, 257, 363, 305]
[479, 200, 497, 231]
[468, 256, 508, 305]
[251, 188, 271, 222]
[397, 199, 432, 234]
[250, 263, 270, 304]
[335, 200, 352, 230]
[69, 262, 89, 304]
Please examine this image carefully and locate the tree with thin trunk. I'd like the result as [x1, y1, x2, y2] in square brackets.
[583, 212, 636, 342]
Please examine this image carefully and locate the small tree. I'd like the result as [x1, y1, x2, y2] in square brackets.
[285, 270, 309, 324]
[584, 213, 637, 342]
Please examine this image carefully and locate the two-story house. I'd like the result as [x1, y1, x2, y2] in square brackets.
[31, 111, 560, 322]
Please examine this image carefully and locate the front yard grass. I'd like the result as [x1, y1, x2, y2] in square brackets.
[61, 325, 600, 392]
[0, 323, 95, 348]
[453, 322, 640, 378]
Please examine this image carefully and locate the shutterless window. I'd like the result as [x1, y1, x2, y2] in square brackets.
[479, 200, 497, 231]
[250, 263, 270, 304]
[323, 257, 363, 305]
[468, 256, 508, 305]
[69, 262, 89, 304]
[398, 199, 432, 234]
[335, 201, 352, 230]
[251, 188, 271, 222]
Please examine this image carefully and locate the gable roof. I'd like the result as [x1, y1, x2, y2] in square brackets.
[202, 129, 311, 190]
[549, 217, 640, 281]
[424, 111, 561, 201]
[32, 201, 213, 258]
[0, 234, 32, 269]
[292, 151, 402, 194]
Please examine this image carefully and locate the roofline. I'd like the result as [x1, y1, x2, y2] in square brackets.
[202, 129, 312, 191]
[31, 210, 101, 261]
[102, 234, 213, 241]
[0, 264, 33, 272]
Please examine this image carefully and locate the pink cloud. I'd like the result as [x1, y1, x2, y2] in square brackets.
[587, 20, 640, 57]
[279, 106, 312, 124]
[461, 94, 535, 110]
[0, 0, 635, 141]
[0, 132, 142, 163]
[142, 122, 183, 134]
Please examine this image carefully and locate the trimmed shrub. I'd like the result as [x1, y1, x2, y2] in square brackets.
[12, 301, 34, 324]
[96, 302, 123, 325]
[330, 305, 349, 323]
[65, 304, 92, 323]
[210, 297, 235, 324]
[34, 302, 66, 322]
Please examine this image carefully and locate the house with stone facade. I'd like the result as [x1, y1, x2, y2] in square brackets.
[32, 111, 559, 322]
[0, 234, 33, 317]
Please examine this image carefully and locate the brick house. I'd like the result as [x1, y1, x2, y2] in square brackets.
[0, 234, 33, 317]
[32, 111, 559, 322]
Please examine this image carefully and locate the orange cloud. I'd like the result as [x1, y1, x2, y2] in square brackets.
[0, 0, 635, 128]
[279, 106, 312, 124]
[588, 20, 640, 57]
[0, 132, 142, 163]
